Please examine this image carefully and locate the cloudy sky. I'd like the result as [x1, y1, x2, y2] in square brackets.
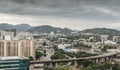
[0, 0, 120, 30]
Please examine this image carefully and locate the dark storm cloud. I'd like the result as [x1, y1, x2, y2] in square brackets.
[0, 0, 120, 22]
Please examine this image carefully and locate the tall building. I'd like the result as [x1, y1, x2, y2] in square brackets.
[93, 35, 101, 42]
[4, 29, 17, 37]
[17, 32, 34, 40]
[0, 56, 29, 70]
[0, 40, 40, 60]
[113, 36, 120, 44]
[93, 34, 108, 43]
[0, 30, 14, 40]
[101, 35, 108, 44]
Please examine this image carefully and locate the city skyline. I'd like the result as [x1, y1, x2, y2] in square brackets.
[0, 0, 120, 30]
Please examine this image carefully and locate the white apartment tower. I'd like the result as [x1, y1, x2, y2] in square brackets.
[0, 40, 40, 60]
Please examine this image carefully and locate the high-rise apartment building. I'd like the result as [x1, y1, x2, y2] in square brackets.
[0, 40, 40, 60]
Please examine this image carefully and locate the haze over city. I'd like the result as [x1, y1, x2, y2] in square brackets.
[0, 0, 120, 30]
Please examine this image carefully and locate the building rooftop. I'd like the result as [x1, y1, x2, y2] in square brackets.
[0, 56, 29, 60]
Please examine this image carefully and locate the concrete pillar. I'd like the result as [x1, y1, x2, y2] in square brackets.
[43, 63, 48, 70]
[51, 63, 58, 69]
[79, 60, 84, 67]
[43, 63, 46, 67]
[97, 58, 103, 64]
[105, 57, 110, 61]
[55, 63, 58, 69]
[47, 63, 50, 67]
[99, 58, 105, 64]
[108, 57, 112, 62]
[75, 61, 81, 68]
[95, 58, 99, 64]
[74, 61, 78, 67]
[106, 57, 109, 60]
[49, 63, 52, 67]
[29, 65, 34, 70]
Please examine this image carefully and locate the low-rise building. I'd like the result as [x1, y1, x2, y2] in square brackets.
[0, 56, 29, 70]
[58, 44, 71, 49]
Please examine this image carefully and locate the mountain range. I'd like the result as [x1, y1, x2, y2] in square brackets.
[0, 23, 120, 36]
[27, 25, 73, 35]
[78, 28, 120, 39]
[0, 23, 73, 35]
[0, 23, 32, 32]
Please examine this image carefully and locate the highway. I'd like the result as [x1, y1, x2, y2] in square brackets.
[30, 51, 119, 64]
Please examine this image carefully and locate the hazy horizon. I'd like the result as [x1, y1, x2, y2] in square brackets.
[0, 0, 120, 30]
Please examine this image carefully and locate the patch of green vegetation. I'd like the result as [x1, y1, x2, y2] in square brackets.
[101, 45, 117, 52]
[51, 49, 97, 60]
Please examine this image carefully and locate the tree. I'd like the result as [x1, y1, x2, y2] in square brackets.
[36, 52, 43, 60]
[89, 39, 94, 42]
[29, 56, 34, 61]
[43, 50, 47, 56]
[44, 67, 54, 70]
[101, 45, 117, 52]
[53, 45, 58, 51]
[50, 51, 68, 60]
[82, 66, 94, 70]
[112, 63, 120, 70]
[81, 60, 94, 67]
[43, 41, 46, 46]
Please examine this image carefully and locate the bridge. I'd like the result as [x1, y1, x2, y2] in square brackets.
[29, 52, 120, 70]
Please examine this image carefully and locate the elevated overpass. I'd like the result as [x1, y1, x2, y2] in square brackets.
[30, 52, 120, 70]
[30, 52, 119, 64]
